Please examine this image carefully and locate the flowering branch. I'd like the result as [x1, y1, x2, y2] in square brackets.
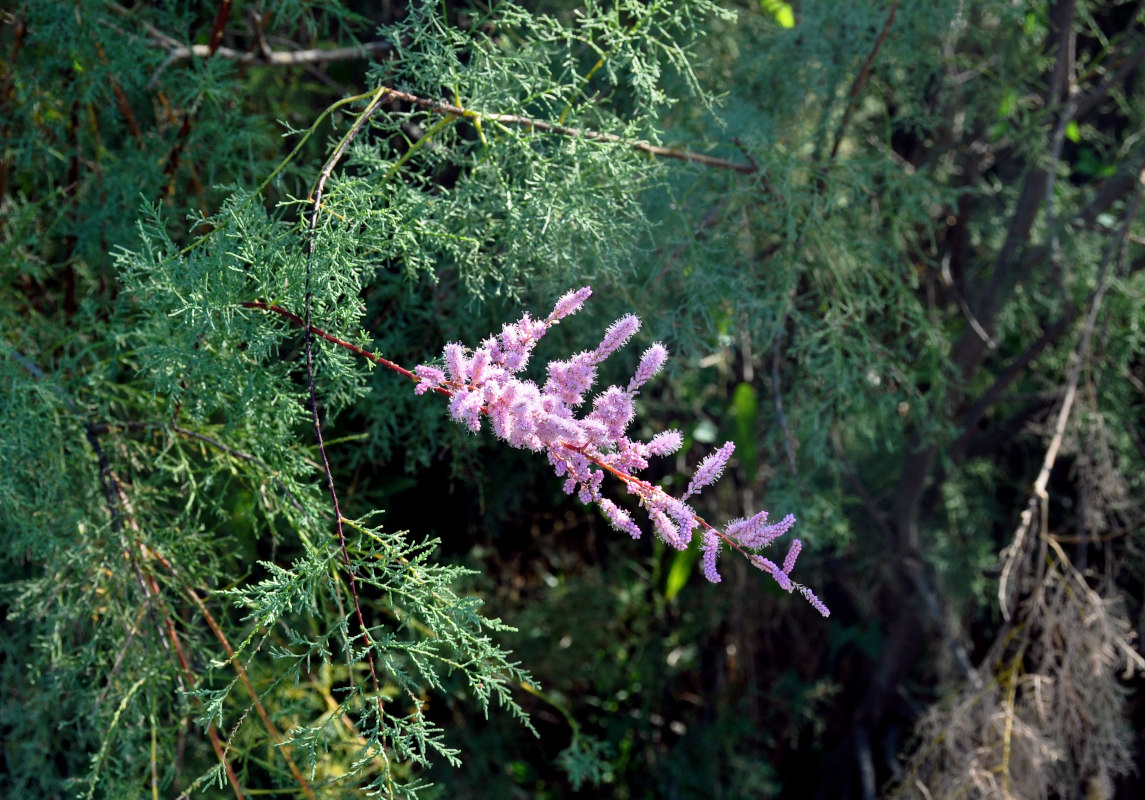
[244, 289, 828, 616]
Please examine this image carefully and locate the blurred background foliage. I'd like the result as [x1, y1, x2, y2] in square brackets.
[2, 0, 1145, 798]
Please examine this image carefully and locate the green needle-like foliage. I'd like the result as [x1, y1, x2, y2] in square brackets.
[4, 1, 1145, 799]
[2, 2, 740, 797]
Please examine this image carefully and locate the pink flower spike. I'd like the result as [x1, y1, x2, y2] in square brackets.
[599, 498, 642, 539]
[799, 585, 830, 617]
[444, 342, 467, 383]
[448, 389, 484, 433]
[469, 348, 490, 384]
[683, 442, 735, 500]
[593, 314, 640, 363]
[734, 511, 795, 549]
[751, 555, 794, 592]
[782, 539, 803, 574]
[544, 352, 597, 406]
[413, 365, 446, 395]
[404, 287, 826, 614]
[646, 430, 683, 457]
[650, 509, 685, 549]
[590, 387, 635, 437]
[727, 510, 765, 545]
[627, 343, 668, 393]
[547, 287, 593, 324]
[701, 530, 722, 583]
[665, 498, 698, 547]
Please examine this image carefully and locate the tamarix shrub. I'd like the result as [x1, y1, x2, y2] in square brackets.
[3, 3, 833, 795]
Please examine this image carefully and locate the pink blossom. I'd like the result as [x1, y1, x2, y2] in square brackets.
[782, 539, 803, 575]
[413, 365, 446, 395]
[683, 441, 735, 500]
[600, 498, 642, 539]
[750, 555, 794, 592]
[409, 288, 825, 614]
[729, 511, 796, 549]
[589, 387, 634, 437]
[646, 430, 683, 456]
[469, 348, 490, 384]
[627, 343, 668, 393]
[799, 585, 831, 618]
[544, 352, 597, 406]
[547, 287, 593, 323]
[650, 509, 685, 549]
[593, 314, 640, 363]
[444, 342, 467, 383]
[701, 530, 723, 583]
[448, 388, 484, 433]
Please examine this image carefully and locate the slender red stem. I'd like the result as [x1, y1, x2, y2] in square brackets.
[296, 89, 392, 728]
[240, 301, 453, 398]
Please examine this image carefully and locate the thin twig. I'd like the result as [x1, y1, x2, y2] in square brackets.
[109, 482, 247, 800]
[1071, 38, 1145, 121]
[88, 413, 320, 798]
[998, 175, 1141, 620]
[143, 545, 318, 800]
[953, 305, 1079, 453]
[148, 40, 395, 86]
[241, 301, 421, 382]
[301, 87, 392, 722]
[129, 5, 757, 175]
[731, 136, 761, 172]
[87, 418, 314, 518]
[1042, 2, 1078, 277]
[379, 85, 758, 173]
[160, 39, 394, 66]
[154, 0, 231, 197]
[828, 0, 899, 162]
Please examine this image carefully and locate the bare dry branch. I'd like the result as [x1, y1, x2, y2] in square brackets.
[159, 39, 394, 67]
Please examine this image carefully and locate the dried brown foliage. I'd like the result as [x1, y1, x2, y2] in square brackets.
[894, 532, 1143, 800]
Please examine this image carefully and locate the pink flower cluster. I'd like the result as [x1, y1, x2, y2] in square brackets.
[413, 288, 828, 616]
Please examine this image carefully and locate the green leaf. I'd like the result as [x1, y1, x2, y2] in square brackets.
[998, 89, 1018, 118]
[760, 0, 796, 28]
[664, 544, 701, 602]
[729, 382, 760, 484]
[1065, 120, 1081, 143]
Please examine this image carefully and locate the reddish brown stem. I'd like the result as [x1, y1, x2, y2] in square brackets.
[297, 89, 394, 730]
[206, 0, 233, 57]
[121, 513, 248, 799]
[144, 545, 318, 800]
[158, 1, 231, 200]
[240, 300, 453, 398]
[379, 85, 758, 174]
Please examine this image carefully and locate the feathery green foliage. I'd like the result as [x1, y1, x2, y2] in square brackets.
[1, 1, 745, 796]
[4, 1, 1145, 798]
